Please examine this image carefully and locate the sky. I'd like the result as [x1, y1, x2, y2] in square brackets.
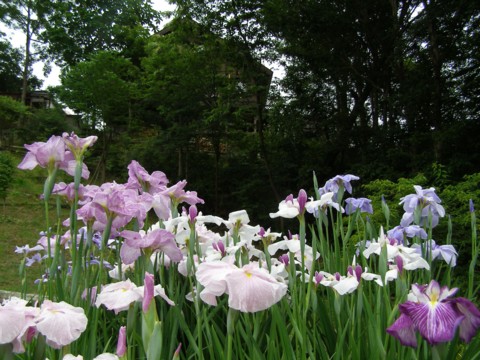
[1, 0, 176, 88]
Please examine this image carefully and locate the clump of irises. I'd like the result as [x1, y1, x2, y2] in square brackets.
[1, 133, 479, 359]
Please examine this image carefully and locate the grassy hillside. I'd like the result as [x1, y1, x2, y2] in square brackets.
[0, 152, 61, 292]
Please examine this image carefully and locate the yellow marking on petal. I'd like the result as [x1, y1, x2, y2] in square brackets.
[245, 271, 252, 278]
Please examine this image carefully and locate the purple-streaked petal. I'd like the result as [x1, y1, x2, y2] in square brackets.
[386, 313, 418, 348]
[400, 301, 464, 345]
[454, 298, 480, 343]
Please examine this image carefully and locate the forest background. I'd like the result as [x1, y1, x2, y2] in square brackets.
[1, 0, 479, 239]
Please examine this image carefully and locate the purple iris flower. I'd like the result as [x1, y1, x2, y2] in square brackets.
[91, 232, 103, 248]
[319, 174, 359, 195]
[143, 272, 155, 313]
[188, 205, 198, 224]
[314, 271, 323, 286]
[18, 135, 67, 171]
[387, 280, 480, 347]
[82, 184, 149, 232]
[345, 197, 373, 215]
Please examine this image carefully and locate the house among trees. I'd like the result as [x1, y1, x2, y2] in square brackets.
[0, 90, 54, 109]
[0, 90, 79, 148]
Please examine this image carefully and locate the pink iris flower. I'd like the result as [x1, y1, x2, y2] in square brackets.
[126, 160, 169, 194]
[387, 280, 480, 347]
[34, 300, 88, 349]
[18, 135, 90, 179]
[62, 132, 97, 160]
[95, 278, 174, 314]
[0, 298, 33, 350]
[78, 183, 148, 233]
[162, 180, 204, 207]
[195, 260, 288, 313]
[95, 279, 142, 314]
[120, 228, 183, 265]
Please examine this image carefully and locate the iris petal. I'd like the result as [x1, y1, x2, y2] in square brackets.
[386, 313, 417, 348]
[401, 301, 464, 345]
[455, 298, 480, 343]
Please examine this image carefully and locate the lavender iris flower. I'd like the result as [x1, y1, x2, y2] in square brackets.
[25, 253, 46, 267]
[89, 258, 113, 269]
[319, 174, 359, 195]
[411, 239, 458, 267]
[15, 244, 44, 254]
[387, 225, 427, 245]
[344, 197, 373, 215]
[387, 280, 480, 347]
[399, 185, 445, 227]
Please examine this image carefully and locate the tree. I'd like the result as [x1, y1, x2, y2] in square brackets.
[0, 0, 44, 104]
[160, 3, 282, 203]
[0, 38, 23, 92]
[37, 0, 163, 67]
[141, 18, 261, 212]
[55, 50, 141, 181]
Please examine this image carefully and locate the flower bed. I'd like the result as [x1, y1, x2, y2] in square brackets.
[1, 133, 479, 359]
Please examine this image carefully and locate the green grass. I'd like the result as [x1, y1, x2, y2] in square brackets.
[0, 153, 60, 292]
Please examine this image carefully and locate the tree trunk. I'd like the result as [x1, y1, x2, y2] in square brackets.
[21, 5, 32, 107]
